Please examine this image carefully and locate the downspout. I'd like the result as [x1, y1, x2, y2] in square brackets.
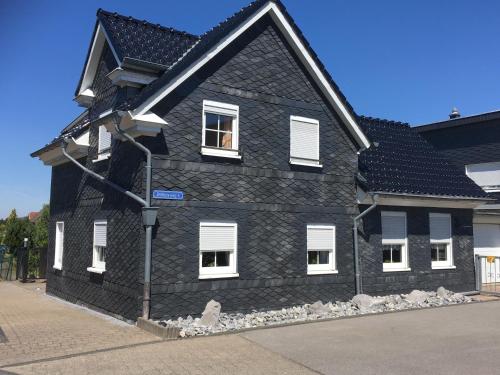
[61, 143, 146, 206]
[353, 194, 378, 295]
[112, 117, 157, 320]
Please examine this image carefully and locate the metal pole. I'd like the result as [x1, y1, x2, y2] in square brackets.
[353, 195, 378, 295]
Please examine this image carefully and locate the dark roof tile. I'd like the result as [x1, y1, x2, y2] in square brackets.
[358, 116, 488, 199]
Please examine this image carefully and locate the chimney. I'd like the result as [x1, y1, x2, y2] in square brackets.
[449, 107, 461, 119]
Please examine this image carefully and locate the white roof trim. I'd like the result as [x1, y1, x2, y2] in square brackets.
[132, 2, 370, 149]
[78, 23, 120, 97]
[36, 130, 90, 166]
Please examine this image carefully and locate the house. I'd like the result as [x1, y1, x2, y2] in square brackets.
[31, 0, 489, 322]
[28, 212, 40, 223]
[416, 109, 500, 282]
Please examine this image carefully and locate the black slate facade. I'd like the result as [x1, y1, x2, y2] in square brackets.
[358, 206, 475, 295]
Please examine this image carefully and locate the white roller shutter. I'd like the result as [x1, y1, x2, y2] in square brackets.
[200, 223, 236, 251]
[94, 221, 107, 247]
[430, 214, 451, 241]
[98, 125, 112, 153]
[307, 226, 335, 250]
[290, 116, 319, 164]
[382, 212, 406, 242]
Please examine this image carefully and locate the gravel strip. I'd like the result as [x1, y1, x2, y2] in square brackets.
[158, 287, 473, 337]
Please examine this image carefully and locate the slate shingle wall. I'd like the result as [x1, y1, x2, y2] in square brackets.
[358, 206, 475, 295]
[46, 122, 145, 321]
[147, 18, 359, 319]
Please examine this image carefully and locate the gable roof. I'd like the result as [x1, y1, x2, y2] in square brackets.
[75, 9, 199, 97]
[116, 0, 370, 149]
[358, 116, 489, 199]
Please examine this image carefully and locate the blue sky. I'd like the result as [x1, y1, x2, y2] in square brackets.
[1, 0, 499, 218]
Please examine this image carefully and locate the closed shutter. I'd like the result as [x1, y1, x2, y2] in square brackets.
[307, 227, 334, 250]
[200, 224, 236, 251]
[98, 125, 112, 153]
[290, 116, 319, 163]
[94, 221, 107, 247]
[382, 213, 406, 241]
[430, 214, 451, 241]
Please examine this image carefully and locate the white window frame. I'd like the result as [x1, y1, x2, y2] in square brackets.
[87, 220, 107, 274]
[201, 100, 240, 159]
[289, 115, 322, 167]
[53, 221, 64, 270]
[430, 213, 455, 269]
[381, 211, 410, 272]
[199, 222, 239, 279]
[307, 225, 337, 275]
[95, 125, 112, 162]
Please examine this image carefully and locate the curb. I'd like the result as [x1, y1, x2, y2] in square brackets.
[137, 317, 180, 339]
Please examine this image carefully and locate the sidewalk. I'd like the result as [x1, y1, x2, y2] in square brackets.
[0, 281, 312, 374]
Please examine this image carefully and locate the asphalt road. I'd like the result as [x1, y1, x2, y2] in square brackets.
[242, 301, 500, 375]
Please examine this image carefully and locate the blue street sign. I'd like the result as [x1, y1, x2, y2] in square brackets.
[152, 190, 184, 200]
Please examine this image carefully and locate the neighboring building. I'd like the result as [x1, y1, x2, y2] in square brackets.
[417, 109, 500, 282]
[28, 212, 40, 223]
[31, 0, 489, 321]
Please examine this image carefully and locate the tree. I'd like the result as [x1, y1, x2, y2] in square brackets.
[32, 204, 50, 248]
[4, 209, 33, 251]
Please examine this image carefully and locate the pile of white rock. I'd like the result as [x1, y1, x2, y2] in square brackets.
[158, 287, 472, 337]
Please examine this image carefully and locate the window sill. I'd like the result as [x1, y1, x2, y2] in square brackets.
[432, 265, 456, 270]
[200, 147, 241, 159]
[307, 270, 338, 275]
[87, 267, 106, 274]
[289, 159, 323, 168]
[52, 265, 62, 271]
[199, 273, 239, 280]
[383, 267, 412, 273]
[93, 153, 111, 163]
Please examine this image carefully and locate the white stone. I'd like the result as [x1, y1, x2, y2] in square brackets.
[199, 299, 221, 327]
[404, 290, 429, 304]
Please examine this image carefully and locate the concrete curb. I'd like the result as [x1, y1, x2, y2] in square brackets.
[137, 317, 180, 339]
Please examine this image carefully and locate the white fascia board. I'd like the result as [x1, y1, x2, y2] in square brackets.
[107, 68, 158, 87]
[358, 191, 490, 209]
[132, 2, 370, 149]
[37, 130, 90, 166]
[101, 111, 167, 138]
[474, 214, 500, 224]
[78, 23, 120, 97]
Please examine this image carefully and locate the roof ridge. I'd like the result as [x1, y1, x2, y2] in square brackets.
[358, 115, 410, 127]
[97, 8, 199, 40]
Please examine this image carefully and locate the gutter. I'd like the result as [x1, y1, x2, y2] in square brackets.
[60, 113, 158, 320]
[353, 194, 379, 295]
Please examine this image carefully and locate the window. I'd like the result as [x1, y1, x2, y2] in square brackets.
[199, 222, 238, 279]
[430, 213, 454, 269]
[53, 222, 64, 270]
[201, 100, 240, 159]
[88, 220, 107, 273]
[307, 225, 336, 275]
[290, 116, 321, 167]
[381, 211, 409, 271]
[96, 125, 112, 160]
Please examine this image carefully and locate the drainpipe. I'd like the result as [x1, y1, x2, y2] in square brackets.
[353, 194, 378, 295]
[112, 118, 157, 320]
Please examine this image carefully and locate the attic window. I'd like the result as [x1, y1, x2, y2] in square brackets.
[290, 116, 321, 167]
[201, 101, 240, 159]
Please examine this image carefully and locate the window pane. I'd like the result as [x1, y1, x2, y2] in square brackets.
[219, 132, 232, 149]
[216, 251, 230, 267]
[219, 115, 233, 132]
[383, 246, 392, 263]
[202, 252, 216, 267]
[392, 246, 401, 263]
[205, 113, 219, 131]
[431, 245, 438, 261]
[438, 244, 447, 261]
[318, 251, 329, 264]
[97, 246, 105, 263]
[205, 130, 218, 147]
[308, 251, 319, 265]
